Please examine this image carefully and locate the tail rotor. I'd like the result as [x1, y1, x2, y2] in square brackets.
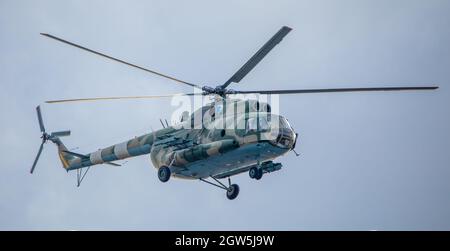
[30, 106, 71, 174]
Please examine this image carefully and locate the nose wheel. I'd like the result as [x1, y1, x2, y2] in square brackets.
[158, 166, 171, 182]
[226, 184, 240, 200]
[199, 176, 240, 200]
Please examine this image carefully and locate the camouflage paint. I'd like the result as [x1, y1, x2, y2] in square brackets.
[56, 99, 296, 180]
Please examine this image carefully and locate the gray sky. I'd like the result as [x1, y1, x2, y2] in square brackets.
[1, 0, 449, 230]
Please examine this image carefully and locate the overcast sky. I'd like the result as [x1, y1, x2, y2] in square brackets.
[1, 0, 449, 230]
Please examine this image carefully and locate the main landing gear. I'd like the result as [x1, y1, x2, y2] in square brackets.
[157, 166, 239, 200]
[249, 166, 263, 180]
[199, 176, 240, 200]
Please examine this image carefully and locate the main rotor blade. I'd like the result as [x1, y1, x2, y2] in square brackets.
[45, 93, 202, 104]
[40, 33, 200, 89]
[36, 106, 45, 133]
[30, 142, 44, 174]
[236, 86, 439, 95]
[221, 26, 292, 89]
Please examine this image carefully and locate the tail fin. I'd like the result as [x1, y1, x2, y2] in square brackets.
[54, 136, 122, 171]
[51, 136, 79, 170]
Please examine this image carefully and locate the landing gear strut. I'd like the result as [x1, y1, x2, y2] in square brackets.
[76, 166, 91, 187]
[158, 166, 171, 182]
[199, 176, 240, 200]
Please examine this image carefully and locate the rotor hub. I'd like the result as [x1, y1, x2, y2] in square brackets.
[41, 133, 49, 141]
[201, 85, 238, 97]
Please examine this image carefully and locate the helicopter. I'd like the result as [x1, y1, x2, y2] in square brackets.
[32, 26, 437, 200]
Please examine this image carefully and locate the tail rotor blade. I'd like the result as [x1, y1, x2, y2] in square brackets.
[36, 106, 46, 133]
[51, 130, 71, 137]
[30, 142, 44, 174]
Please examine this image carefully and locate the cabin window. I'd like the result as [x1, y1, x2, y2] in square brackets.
[246, 117, 271, 133]
[259, 117, 270, 131]
[246, 118, 258, 132]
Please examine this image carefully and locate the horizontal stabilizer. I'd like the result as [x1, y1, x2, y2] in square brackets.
[105, 162, 121, 167]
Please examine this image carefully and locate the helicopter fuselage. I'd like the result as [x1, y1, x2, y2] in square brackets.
[64, 99, 297, 181]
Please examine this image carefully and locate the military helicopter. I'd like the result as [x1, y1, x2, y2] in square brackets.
[32, 26, 437, 200]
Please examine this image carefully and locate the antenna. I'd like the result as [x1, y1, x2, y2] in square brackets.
[159, 119, 166, 128]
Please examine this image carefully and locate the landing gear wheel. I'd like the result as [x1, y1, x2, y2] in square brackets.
[158, 166, 171, 182]
[255, 168, 263, 180]
[226, 184, 240, 200]
[249, 167, 263, 180]
[249, 167, 258, 179]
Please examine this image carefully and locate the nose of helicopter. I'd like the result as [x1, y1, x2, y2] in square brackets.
[271, 126, 297, 149]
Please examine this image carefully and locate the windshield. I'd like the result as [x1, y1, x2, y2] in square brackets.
[271, 115, 295, 148]
[279, 116, 291, 130]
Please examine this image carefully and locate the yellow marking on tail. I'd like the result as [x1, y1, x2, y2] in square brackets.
[59, 152, 69, 168]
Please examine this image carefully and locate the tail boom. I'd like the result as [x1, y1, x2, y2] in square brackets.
[63, 132, 157, 171]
